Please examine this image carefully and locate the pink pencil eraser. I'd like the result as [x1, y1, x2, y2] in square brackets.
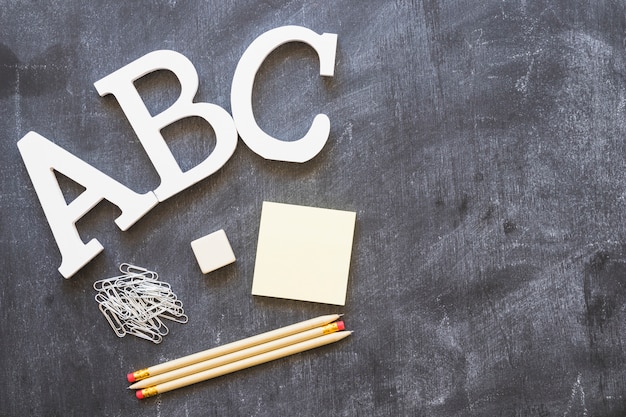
[127, 373, 135, 383]
[136, 390, 144, 400]
[336, 321, 345, 331]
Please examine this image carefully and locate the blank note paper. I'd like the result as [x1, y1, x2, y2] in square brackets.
[252, 201, 357, 306]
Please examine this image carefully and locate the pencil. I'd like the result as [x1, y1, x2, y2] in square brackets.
[127, 314, 341, 382]
[130, 321, 345, 389]
[135, 331, 352, 399]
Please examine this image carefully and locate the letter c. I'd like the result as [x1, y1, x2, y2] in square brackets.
[231, 26, 338, 163]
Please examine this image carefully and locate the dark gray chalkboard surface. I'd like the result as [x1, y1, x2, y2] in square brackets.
[2, 1, 626, 416]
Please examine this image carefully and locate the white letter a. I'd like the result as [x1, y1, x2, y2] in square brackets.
[17, 132, 158, 278]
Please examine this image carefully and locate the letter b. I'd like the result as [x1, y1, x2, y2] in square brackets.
[94, 50, 238, 201]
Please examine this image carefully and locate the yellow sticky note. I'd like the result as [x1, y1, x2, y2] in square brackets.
[252, 201, 357, 306]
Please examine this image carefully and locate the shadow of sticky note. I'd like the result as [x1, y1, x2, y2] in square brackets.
[251, 201, 357, 306]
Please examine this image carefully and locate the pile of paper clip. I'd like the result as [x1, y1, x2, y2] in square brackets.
[93, 263, 188, 344]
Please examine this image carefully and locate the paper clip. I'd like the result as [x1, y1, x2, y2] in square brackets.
[93, 264, 187, 343]
[98, 303, 126, 338]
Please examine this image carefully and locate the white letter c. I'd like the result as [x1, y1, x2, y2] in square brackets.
[231, 26, 337, 163]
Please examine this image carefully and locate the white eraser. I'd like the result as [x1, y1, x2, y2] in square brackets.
[190, 229, 236, 274]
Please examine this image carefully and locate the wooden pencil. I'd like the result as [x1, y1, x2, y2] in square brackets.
[135, 331, 352, 399]
[129, 321, 345, 389]
[127, 314, 341, 382]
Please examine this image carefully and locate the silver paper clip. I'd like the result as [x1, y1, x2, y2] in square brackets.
[93, 264, 187, 344]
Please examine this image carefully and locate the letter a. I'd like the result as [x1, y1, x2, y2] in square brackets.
[17, 132, 158, 278]
[231, 26, 337, 163]
[94, 50, 238, 202]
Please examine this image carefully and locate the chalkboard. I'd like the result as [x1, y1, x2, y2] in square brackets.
[2, 1, 626, 416]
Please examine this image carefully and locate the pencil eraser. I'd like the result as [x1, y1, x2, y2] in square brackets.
[190, 229, 236, 274]
[136, 390, 144, 400]
[336, 321, 345, 331]
[127, 373, 135, 383]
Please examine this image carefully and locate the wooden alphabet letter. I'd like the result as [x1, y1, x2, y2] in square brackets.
[94, 50, 238, 202]
[17, 132, 158, 278]
[231, 26, 337, 163]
